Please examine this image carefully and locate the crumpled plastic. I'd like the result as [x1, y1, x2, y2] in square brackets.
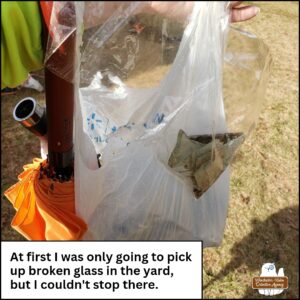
[40, 1, 271, 245]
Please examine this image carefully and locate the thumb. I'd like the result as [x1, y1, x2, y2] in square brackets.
[230, 5, 260, 23]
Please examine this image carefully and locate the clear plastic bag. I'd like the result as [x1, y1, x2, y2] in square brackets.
[45, 1, 271, 245]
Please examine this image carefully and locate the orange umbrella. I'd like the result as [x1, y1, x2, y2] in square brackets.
[4, 158, 87, 240]
[3, 2, 87, 240]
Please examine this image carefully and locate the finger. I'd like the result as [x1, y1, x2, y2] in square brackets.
[230, 5, 260, 23]
[229, 1, 242, 8]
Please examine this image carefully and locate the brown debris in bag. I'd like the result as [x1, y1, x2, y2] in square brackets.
[168, 129, 245, 198]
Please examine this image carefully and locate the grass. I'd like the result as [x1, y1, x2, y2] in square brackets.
[1, 2, 298, 298]
[1, 86, 45, 241]
[203, 2, 299, 298]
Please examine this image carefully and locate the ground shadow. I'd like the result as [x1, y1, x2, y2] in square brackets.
[204, 206, 299, 299]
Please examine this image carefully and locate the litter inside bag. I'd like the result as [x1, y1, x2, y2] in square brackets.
[45, 2, 271, 245]
[168, 130, 245, 198]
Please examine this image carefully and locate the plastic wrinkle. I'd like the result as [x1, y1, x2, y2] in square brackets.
[43, 1, 271, 245]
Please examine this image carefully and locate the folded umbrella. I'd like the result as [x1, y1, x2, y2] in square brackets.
[4, 158, 87, 240]
[3, 2, 88, 240]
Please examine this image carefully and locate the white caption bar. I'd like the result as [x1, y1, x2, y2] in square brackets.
[1, 241, 202, 299]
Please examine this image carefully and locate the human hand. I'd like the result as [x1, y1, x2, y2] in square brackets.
[146, 1, 259, 23]
[230, 1, 260, 23]
[83, 2, 260, 29]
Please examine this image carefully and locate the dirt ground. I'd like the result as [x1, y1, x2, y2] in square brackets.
[1, 1, 298, 299]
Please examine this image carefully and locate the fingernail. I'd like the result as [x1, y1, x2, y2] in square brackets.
[254, 7, 260, 15]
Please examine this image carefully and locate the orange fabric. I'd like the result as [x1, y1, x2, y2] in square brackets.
[4, 158, 87, 240]
[40, 1, 53, 30]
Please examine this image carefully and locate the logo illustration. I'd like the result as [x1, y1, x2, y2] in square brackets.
[87, 113, 102, 131]
[252, 263, 288, 296]
[86, 112, 118, 144]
